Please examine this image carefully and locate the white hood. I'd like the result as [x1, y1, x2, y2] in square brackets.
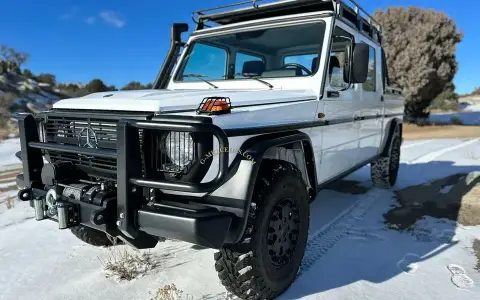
[53, 89, 317, 112]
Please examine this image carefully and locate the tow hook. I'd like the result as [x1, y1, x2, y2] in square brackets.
[33, 197, 45, 221]
[17, 188, 31, 201]
[33, 188, 56, 221]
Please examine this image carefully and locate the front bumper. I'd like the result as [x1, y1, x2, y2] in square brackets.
[15, 113, 240, 249]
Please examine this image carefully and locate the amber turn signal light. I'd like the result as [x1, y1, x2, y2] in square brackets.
[196, 97, 232, 115]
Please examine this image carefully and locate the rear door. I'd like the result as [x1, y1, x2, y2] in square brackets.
[355, 35, 384, 163]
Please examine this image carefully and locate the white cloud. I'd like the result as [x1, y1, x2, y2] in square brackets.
[99, 11, 126, 28]
[85, 16, 96, 25]
[60, 6, 79, 20]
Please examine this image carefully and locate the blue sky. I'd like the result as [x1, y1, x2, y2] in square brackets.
[1, 0, 477, 93]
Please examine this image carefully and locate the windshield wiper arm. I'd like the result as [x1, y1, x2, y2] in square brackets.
[236, 73, 274, 89]
[182, 74, 218, 89]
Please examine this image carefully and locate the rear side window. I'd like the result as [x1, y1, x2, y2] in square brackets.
[363, 46, 376, 92]
[381, 49, 389, 89]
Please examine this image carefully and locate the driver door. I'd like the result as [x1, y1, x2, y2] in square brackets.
[314, 23, 361, 184]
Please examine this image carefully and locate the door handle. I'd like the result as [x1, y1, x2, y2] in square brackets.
[354, 116, 364, 121]
[327, 91, 340, 98]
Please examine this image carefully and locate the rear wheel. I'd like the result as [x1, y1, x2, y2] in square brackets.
[371, 125, 401, 189]
[214, 160, 309, 299]
[70, 225, 121, 247]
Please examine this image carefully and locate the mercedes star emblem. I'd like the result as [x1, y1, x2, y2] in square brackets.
[78, 126, 99, 149]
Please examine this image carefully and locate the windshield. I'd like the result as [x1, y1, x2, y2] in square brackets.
[174, 22, 326, 83]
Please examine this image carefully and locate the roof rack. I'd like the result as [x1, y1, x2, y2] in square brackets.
[192, 0, 382, 42]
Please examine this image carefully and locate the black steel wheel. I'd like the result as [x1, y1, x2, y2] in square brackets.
[267, 198, 300, 268]
[214, 160, 310, 300]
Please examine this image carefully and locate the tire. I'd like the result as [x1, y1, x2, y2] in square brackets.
[70, 225, 120, 247]
[214, 160, 310, 300]
[371, 125, 401, 189]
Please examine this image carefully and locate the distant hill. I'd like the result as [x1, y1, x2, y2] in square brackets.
[459, 95, 480, 104]
[0, 72, 68, 114]
[458, 95, 480, 111]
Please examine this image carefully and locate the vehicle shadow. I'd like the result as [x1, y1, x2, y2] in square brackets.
[280, 160, 479, 299]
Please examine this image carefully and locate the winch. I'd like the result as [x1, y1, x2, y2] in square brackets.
[32, 162, 116, 229]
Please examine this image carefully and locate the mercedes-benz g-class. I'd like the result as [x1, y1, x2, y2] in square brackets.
[15, 0, 404, 298]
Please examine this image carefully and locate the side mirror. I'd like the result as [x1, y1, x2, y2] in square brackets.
[343, 44, 352, 84]
[350, 42, 370, 84]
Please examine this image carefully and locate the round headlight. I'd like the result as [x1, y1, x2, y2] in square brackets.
[163, 132, 195, 167]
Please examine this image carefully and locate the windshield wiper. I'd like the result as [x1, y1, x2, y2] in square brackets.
[236, 73, 274, 89]
[182, 74, 218, 89]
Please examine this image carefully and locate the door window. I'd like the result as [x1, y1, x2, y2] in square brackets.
[328, 27, 354, 89]
[363, 46, 376, 92]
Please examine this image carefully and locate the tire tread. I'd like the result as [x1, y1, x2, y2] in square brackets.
[214, 160, 307, 300]
[70, 225, 114, 247]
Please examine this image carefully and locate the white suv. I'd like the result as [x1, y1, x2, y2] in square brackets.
[15, 0, 404, 299]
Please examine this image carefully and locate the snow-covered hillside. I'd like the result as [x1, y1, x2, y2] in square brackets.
[0, 72, 65, 114]
[1, 138, 480, 300]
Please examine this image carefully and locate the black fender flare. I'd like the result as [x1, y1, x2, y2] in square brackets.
[221, 130, 317, 244]
[380, 118, 403, 156]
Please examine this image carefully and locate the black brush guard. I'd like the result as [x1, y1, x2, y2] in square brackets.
[16, 113, 237, 249]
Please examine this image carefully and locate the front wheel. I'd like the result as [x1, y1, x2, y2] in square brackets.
[70, 225, 121, 247]
[214, 160, 310, 299]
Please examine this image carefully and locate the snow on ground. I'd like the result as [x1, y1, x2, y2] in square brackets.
[0, 138, 21, 170]
[1, 138, 480, 300]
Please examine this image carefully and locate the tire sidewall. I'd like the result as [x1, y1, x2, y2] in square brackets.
[252, 173, 309, 291]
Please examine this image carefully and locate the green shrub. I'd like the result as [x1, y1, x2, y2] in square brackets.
[450, 116, 463, 125]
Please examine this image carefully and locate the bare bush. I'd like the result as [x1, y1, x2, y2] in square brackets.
[5, 196, 14, 209]
[150, 284, 195, 300]
[99, 248, 157, 281]
[0, 92, 16, 126]
[429, 83, 459, 112]
[450, 116, 464, 125]
[0, 45, 29, 70]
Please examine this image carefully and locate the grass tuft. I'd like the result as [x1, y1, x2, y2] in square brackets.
[99, 247, 156, 281]
[473, 239, 480, 272]
[150, 283, 194, 300]
[5, 196, 14, 209]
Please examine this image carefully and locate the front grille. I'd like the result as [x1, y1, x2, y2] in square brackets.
[48, 151, 117, 175]
[43, 113, 146, 178]
[45, 116, 119, 149]
[41, 111, 210, 182]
